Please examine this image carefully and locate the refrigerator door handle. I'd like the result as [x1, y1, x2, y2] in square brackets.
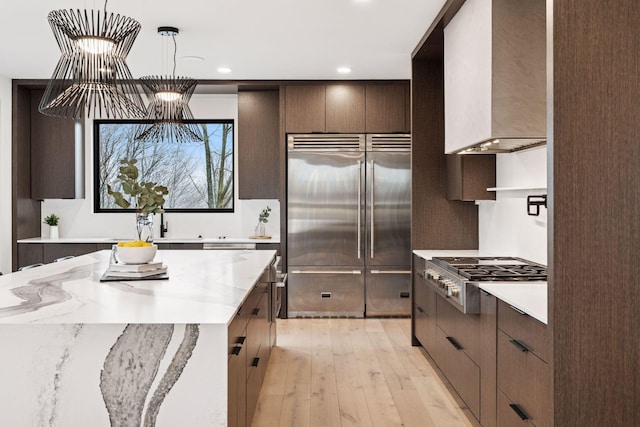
[357, 160, 362, 259]
[370, 270, 412, 274]
[291, 270, 362, 275]
[370, 160, 375, 259]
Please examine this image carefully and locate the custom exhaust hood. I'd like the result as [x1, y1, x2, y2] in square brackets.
[444, 0, 546, 155]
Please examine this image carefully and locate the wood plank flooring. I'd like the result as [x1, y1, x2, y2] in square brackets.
[252, 318, 473, 427]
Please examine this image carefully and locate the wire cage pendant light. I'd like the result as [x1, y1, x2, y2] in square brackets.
[135, 26, 203, 143]
[39, 1, 146, 119]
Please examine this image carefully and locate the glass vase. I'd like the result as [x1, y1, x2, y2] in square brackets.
[136, 212, 154, 243]
[254, 222, 266, 237]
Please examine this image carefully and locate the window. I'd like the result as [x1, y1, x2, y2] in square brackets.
[94, 120, 234, 212]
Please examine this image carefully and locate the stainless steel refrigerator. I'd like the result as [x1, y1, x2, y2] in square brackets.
[287, 133, 411, 317]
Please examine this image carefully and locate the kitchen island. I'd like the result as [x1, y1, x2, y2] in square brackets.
[0, 249, 276, 426]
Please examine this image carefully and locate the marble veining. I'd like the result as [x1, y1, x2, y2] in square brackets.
[100, 324, 175, 426]
[0, 249, 276, 324]
[143, 324, 200, 426]
[0, 265, 93, 318]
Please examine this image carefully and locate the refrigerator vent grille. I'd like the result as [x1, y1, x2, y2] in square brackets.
[367, 134, 411, 151]
[288, 134, 365, 151]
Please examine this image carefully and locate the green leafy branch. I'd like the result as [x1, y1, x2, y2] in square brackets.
[107, 158, 169, 215]
[259, 206, 271, 223]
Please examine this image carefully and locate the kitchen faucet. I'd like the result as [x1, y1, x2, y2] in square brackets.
[160, 212, 168, 238]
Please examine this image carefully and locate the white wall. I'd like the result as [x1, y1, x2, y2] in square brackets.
[478, 147, 548, 264]
[0, 76, 11, 273]
[40, 94, 280, 241]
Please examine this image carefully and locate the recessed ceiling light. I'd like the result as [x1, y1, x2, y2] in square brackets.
[217, 67, 232, 74]
[337, 67, 352, 74]
[181, 55, 205, 62]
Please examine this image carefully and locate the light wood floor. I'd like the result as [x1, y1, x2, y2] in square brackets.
[251, 318, 474, 427]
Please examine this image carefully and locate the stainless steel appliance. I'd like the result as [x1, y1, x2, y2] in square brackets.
[287, 133, 411, 317]
[423, 257, 547, 313]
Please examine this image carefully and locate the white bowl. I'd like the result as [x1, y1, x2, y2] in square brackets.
[115, 245, 157, 264]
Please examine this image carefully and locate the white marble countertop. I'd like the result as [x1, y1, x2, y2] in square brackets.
[479, 282, 548, 324]
[0, 249, 276, 325]
[413, 249, 548, 324]
[17, 236, 280, 244]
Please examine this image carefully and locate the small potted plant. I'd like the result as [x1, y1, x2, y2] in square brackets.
[107, 158, 169, 243]
[44, 214, 60, 240]
[254, 206, 271, 238]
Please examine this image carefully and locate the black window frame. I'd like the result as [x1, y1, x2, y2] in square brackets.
[93, 119, 235, 213]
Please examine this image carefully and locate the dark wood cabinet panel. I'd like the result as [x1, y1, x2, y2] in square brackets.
[480, 291, 497, 427]
[365, 83, 409, 133]
[30, 89, 77, 200]
[497, 300, 550, 363]
[17, 244, 44, 270]
[256, 243, 280, 255]
[413, 271, 437, 350]
[435, 325, 480, 420]
[325, 84, 365, 132]
[285, 85, 326, 132]
[238, 90, 280, 199]
[446, 154, 496, 201]
[436, 296, 481, 363]
[228, 310, 248, 427]
[497, 329, 551, 427]
[43, 243, 99, 263]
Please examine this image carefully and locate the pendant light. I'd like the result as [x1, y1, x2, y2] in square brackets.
[135, 26, 203, 143]
[39, 1, 146, 119]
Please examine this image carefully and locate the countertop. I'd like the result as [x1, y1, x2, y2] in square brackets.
[412, 249, 548, 325]
[0, 249, 276, 325]
[17, 236, 280, 244]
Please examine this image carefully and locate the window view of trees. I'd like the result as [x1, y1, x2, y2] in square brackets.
[95, 120, 234, 211]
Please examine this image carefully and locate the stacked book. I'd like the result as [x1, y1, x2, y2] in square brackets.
[103, 261, 168, 279]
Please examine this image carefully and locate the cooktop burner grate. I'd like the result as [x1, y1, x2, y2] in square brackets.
[431, 257, 547, 281]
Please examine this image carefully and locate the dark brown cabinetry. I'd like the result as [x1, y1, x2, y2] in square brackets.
[238, 90, 280, 199]
[365, 83, 410, 133]
[17, 243, 114, 269]
[30, 89, 78, 200]
[447, 155, 496, 201]
[284, 85, 326, 132]
[227, 269, 274, 427]
[285, 82, 409, 134]
[480, 291, 498, 427]
[325, 84, 365, 132]
[496, 301, 551, 427]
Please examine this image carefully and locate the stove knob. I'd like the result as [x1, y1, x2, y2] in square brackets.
[450, 286, 460, 297]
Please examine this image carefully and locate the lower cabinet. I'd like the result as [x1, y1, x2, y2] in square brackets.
[228, 279, 273, 427]
[17, 243, 116, 269]
[496, 301, 551, 427]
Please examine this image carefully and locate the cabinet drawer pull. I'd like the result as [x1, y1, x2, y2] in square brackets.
[236, 336, 246, 345]
[321, 292, 331, 299]
[510, 339, 530, 352]
[400, 291, 410, 298]
[446, 336, 463, 351]
[252, 308, 260, 316]
[231, 346, 241, 356]
[509, 403, 530, 421]
[252, 357, 260, 367]
[416, 306, 424, 314]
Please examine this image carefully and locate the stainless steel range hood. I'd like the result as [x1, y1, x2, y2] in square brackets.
[444, 0, 546, 155]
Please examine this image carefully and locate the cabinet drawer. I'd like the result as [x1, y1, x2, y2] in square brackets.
[413, 254, 427, 273]
[437, 295, 481, 363]
[498, 300, 550, 362]
[413, 272, 437, 316]
[435, 326, 480, 419]
[497, 389, 533, 427]
[414, 303, 436, 350]
[497, 329, 552, 427]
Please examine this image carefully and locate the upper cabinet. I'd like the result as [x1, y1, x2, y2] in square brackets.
[326, 84, 365, 133]
[30, 88, 81, 199]
[444, 0, 546, 154]
[285, 82, 409, 134]
[238, 90, 280, 199]
[365, 83, 410, 133]
[285, 85, 326, 133]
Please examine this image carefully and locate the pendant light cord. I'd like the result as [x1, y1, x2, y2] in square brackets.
[172, 34, 177, 78]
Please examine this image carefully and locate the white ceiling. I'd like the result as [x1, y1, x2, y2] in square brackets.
[0, 0, 445, 81]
